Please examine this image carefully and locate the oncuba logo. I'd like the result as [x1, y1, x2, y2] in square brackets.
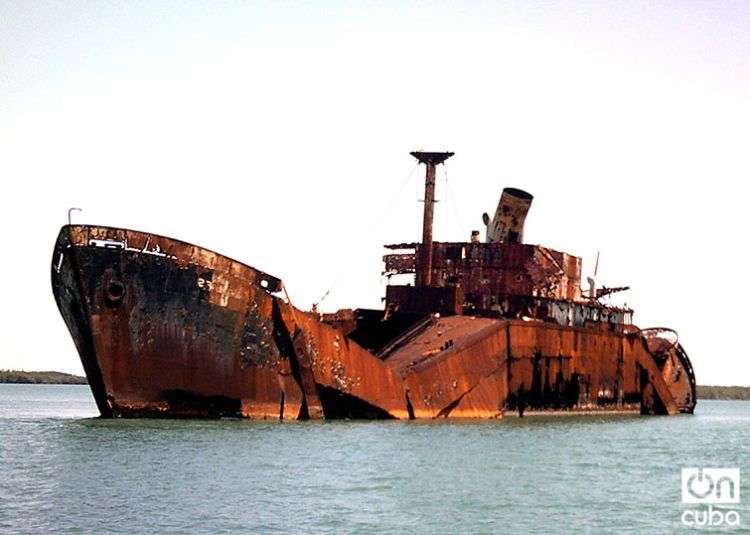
[681, 468, 741, 528]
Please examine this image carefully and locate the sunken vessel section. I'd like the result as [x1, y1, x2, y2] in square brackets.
[51, 151, 696, 419]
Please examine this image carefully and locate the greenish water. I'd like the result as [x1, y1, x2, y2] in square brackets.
[0, 385, 747, 534]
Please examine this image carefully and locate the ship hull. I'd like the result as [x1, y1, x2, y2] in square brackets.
[51, 225, 695, 419]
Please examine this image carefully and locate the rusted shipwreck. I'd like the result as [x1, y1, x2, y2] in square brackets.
[51, 151, 695, 419]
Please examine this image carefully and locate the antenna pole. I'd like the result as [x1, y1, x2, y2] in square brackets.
[410, 151, 454, 286]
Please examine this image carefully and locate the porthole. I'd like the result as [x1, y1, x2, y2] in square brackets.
[105, 280, 125, 305]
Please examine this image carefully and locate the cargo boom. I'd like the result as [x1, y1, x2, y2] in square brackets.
[51, 151, 695, 419]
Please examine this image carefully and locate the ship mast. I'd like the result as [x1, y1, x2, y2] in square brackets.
[410, 151, 454, 287]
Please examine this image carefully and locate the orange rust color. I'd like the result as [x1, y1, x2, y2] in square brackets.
[52, 168, 695, 420]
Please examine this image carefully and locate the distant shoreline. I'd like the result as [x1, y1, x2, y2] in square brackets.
[1, 370, 748, 400]
[696, 385, 750, 401]
[0, 370, 87, 385]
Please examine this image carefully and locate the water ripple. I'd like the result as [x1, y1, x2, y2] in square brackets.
[0, 385, 748, 533]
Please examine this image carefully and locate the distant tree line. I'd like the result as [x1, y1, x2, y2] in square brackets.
[696, 385, 750, 401]
[0, 370, 87, 384]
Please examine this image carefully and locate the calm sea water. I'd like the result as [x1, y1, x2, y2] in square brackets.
[0, 385, 747, 534]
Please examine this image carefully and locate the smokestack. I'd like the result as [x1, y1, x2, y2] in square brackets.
[482, 187, 533, 244]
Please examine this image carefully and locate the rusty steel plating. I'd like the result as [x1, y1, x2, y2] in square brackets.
[51, 151, 695, 419]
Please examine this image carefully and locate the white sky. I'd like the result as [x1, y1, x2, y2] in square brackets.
[1, 1, 748, 385]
